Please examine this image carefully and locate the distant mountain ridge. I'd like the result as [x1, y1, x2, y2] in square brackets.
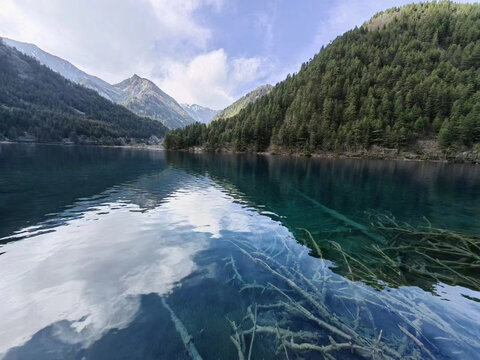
[212, 84, 273, 121]
[2, 38, 194, 129]
[2, 38, 123, 102]
[0, 40, 167, 144]
[113, 75, 195, 129]
[181, 104, 219, 124]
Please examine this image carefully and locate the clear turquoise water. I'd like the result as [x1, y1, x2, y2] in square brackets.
[0, 143, 479, 359]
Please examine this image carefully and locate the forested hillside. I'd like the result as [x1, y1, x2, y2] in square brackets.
[211, 84, 273, 122]
[0, 41, 167, 145]
[165, 2, 480, 155]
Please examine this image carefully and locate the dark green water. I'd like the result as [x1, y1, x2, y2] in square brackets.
[0, 143, 479, 359]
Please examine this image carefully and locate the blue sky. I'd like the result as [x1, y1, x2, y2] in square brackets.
[0, 0, 472, 108]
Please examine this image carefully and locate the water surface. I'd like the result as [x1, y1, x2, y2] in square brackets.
[1, 144, 479, 359]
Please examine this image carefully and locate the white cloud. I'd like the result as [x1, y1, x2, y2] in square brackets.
[0, 177, 291, 354]
[0, 0, 264, 108]
[0, 0, 247, 108]
[0, 0, 220, 78]
[157, 49, 265, 109]
[0, 0, 475, 109]
[231, 56, 263, 84]
[0, 200, 206, 354]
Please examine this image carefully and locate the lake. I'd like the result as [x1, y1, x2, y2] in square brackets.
[0, 143, 479, 360]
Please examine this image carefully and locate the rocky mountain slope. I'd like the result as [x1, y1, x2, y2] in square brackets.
[113, 75, 194, 129]
[0, 41, 167, 144]
[2, 38, 194, 129]
[181, 104, 219, 124]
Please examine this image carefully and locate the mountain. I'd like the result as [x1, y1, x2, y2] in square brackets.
[181, 104, 219, 124]
[113, 75, 194, 129]
[165, 2, 480, 157]
[212, 84, 273, 121]
[2, 38, 123, 103]
[0, 40, 167, 145]
[2, 38, 194, 129]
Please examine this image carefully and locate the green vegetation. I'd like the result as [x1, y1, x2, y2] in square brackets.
[211, 84, 273, 122]
[165, 2, 480, 153]
[0, 41, 167, 145]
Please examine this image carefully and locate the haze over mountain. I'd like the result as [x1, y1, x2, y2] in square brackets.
[165, 2, 480, 160]
[181, 104, 219, 124]
[2, 38, 194, 129]
[212, 85, 273, 122]
[0, 40, 167, 145]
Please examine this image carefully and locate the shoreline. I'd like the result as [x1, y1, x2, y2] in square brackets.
[0, 140, 164, 152]
[179, 144, 480, 164]
[2, 141, 479, 164]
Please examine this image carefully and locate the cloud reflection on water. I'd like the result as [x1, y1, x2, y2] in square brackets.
[0, 179, 243, 354]
[0, 163, 287, 357]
